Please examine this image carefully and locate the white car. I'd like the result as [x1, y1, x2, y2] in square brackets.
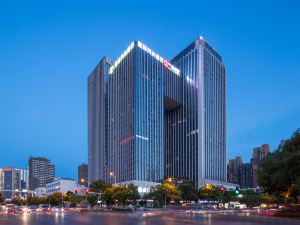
[51, 206, 64, 213]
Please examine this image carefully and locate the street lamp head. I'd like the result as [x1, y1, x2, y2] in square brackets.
[167, 178, 172, 183]
[109, 172, 114, 176]
[81, 178, 85, 183]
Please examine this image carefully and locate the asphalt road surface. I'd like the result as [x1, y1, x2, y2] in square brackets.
[1, 210, 300, 225]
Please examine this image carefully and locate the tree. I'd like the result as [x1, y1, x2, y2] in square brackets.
[11, 197, 26, 206]
[239, 190, 262, 208]
[139, 193, 148, 207]
[148, 183, 181, 207]
[178, 184, 198, 202]
[112, 186, 129, 207]
[0, 194, 4, 204]
[198, 184, 221, 201]
[86, 194, 97, 206]
[47, 192, 67, 206]
[89, 180, 108, 193]
[261, 193, 284, 204]
[257, 129, 300, 202]
[257, 151, 288, 195]
[222, 191, 236, 203]
[102, 186, 115, 205]
[148, 186, 165, 207]
[27, 197, 47, 205]
[67, 193, 83, 207]
[162, 183, 181, 202]
[127, 184, 140, 205]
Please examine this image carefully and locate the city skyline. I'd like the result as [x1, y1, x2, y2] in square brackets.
[1, 1, 300, 180]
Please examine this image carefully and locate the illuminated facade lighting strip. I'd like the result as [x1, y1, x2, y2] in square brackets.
[109, 41, 181, 76]
[137, 41, 180, 76]
[109, 42, 135, 75]
[135, 135, 149, 141]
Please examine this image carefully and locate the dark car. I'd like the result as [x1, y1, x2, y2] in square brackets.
[29, 205, 38, 213]
[37, 204, 51, 213]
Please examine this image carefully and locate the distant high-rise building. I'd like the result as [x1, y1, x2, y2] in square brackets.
[240, 163, 253, 188]
[28, 157, 55, 190]
[252, 144, 269, 187]
[227, 156, 243, 186]
[78, 164, 88, 186]
[88, 37, 227, 188]
[0, 168, 21, 200]
[20, 169, 29, 190]
[228, 144, 269, 189]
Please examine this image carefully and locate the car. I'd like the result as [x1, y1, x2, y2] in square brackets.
[7, 206, 24, 214]
[21, 206, 30, 213]
[0, 206, 7, 214]
[37, 204, 51, 213]
[51, 206, 64, 213]
[28, 205, 38, 213]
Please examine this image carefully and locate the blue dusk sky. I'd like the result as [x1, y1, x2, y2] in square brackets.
[0, 0, 299, 179]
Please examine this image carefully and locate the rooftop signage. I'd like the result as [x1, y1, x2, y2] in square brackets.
[137, 41, 180, 76]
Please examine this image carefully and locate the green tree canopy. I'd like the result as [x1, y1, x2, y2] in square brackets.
[0, 194, 4, 204]
[239, 190, 262, 207]
[102, 186, 117, 205]
[89, 180, 109, 193]
[178, 184, 198, 202]
[257, 129, 300, 201]
[86, 193, 97, 206]
[148, 183, 181, 207]
[222, 190, 237, 203]
[126, 184, 140, 204]
[47, 192, 67, 206]
[67, 193, 84, 206]
[112, 186, 129, 207]
[198, 184, 221, 201]
[27, 197, 48, 205]
[11, 197, 26, 206]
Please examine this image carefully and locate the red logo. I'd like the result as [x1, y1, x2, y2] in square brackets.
[163, 60, 170, 68]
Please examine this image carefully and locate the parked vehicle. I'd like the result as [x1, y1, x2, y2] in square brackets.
[51, 206, 64, 213]
[37, 204, 51, 213]
[7, 206, 24, 214]
[21, 206, 30, 213]
[28, 205, 38, 213]
[0, 206, 7, 214]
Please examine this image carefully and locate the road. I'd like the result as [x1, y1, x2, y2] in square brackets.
[0, 210, 299, 225]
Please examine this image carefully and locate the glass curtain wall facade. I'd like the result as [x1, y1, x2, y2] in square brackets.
[88, 57, 111, 183]
[0, 168, 21, 200]
[88, 37, 226, 188]
[169, 37, 226, 187]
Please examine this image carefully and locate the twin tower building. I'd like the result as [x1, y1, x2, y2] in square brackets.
[88, 36, 227, 189]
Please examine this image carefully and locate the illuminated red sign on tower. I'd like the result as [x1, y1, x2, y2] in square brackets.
[163, 60, 170, 69]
